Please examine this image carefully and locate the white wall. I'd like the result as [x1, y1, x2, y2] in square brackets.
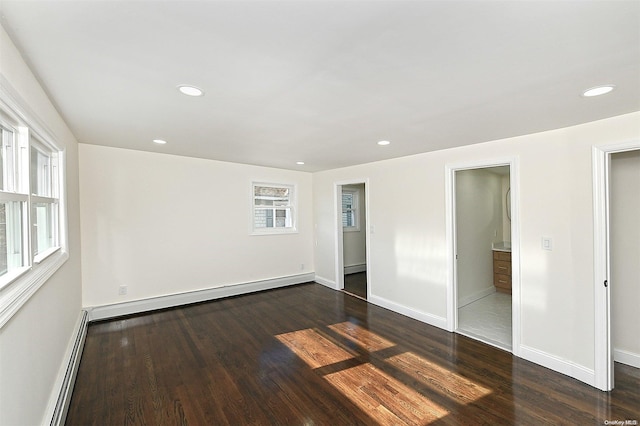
[610, 150, 640, 365]
[313, 112, 640, 384]
[501, 174, 512, 243]
[0, 25, 82, 426]
[79, 144, 314, 307]
[456, 169, 503, 304]
[343, 183, 366, 270]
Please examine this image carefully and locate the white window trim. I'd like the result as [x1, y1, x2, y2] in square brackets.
[30, 153, 61, 261]
[250, 181, 298, 235]
[342, 188, 360, 232]
[0, 250, 68, 327]
[0, 80, 68, 329]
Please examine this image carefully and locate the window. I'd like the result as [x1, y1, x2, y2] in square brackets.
[0, 86, 67, 328]
[342, 188, 359, 231]
[0, 116, 62, 288]
[0, 124, 28, 280]
[252, 183, 296, 234]
[30, 140, 59, 261]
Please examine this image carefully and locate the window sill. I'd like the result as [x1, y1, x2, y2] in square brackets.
[0, 267, 31, 291]
[0, 249, 69, 328]
[34, 246, 61, 264]
[251, 228, 299, 236]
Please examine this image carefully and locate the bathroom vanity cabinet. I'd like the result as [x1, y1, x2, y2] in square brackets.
[493, 250, 512, 294]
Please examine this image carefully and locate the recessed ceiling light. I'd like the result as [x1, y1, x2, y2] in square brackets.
[296, 161, 305, 165]
[153, 139, 167, 145]
[377, 140, 391, 146]
[582, 85, 615, 97]
[177, 85, 204, 97]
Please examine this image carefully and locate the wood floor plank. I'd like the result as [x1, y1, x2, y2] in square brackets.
[276, 328, 355, 368]
[66, 283, 640, 425]
[328, 321, 396, 352]
[325, 363, 449, 424]
[386, 351, 491, 404]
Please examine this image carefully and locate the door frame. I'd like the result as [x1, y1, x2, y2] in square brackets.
[592, 138, 640, 391]
[335, 179, 370, 295]
[445, 156, 521, 355]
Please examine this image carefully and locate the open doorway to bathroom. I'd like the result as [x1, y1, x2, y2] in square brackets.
[455, 166, 512, 351]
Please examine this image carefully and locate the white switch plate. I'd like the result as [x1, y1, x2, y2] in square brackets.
[542, 237, 552, 251]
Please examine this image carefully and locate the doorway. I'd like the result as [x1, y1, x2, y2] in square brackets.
[336, 181, 369, 299]
[446, 158, 520, 355]
[610, 150, 640, 371]
[593, 141, 640, 391]
[455, 166, 512, 350]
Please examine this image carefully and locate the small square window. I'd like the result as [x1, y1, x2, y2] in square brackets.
[252, 183, 296, 234]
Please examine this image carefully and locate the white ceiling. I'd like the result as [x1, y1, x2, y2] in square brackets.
[1, 1, 638, 172]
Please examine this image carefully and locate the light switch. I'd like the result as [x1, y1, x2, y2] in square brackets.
[542, 237, 552, 251]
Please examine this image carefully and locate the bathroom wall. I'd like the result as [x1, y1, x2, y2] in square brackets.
[456, 168, 504, 305]
[502, 174, 512, 243]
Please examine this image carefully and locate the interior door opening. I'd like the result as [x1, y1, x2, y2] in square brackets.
[337, 182, 368, 300]
[593, 141, 640, 391]
[446, 158, 520, 355]
[608, 149, 640, 388]
[454, 166, 512, 351]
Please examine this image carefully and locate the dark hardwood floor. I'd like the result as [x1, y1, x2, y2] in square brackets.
[66, 283, 640, 425]
[344, 271, 367, 299]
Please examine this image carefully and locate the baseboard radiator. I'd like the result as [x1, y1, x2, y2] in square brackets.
[50, 310, 88, 426]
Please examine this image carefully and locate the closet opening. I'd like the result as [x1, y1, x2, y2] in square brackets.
[593, 142, 640, 391]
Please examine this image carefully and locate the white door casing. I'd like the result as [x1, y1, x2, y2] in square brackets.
[592, 138, 640, 391]
[445, 157, 521, 356]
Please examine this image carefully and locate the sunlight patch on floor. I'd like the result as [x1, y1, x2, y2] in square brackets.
[325, 362, 449, 424]
[277, 323, 496, 424]
[386, 352, 491, 403]
[275, 328, 353, 368]
[328, 322, 396, 352]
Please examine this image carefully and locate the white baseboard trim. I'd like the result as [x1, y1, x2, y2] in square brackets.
[344, 264, 367, 275]
[45, 310, 88, 426]
[314, 275, 338, 290]
[519, 344, 595, 387]
[87, 273, 315, 322]
[369, 294, 448, 330]
[614, 348, 640, 368]
[459, 286, 496, 308]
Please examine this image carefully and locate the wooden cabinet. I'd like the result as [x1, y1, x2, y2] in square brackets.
[493, 250, 511, 294]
